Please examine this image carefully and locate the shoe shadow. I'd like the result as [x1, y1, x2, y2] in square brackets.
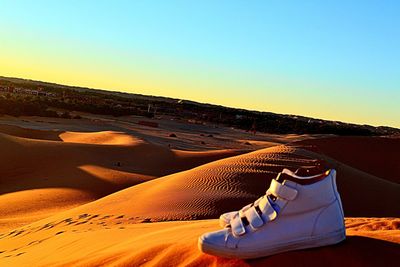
[245, 236, 399, 267]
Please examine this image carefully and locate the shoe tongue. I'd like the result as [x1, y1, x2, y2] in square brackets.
[281, 168, 297, 177]
[275, 168, 296, 183]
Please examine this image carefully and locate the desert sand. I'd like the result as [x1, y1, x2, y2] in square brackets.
[0, 115, 399, 266]
[0, 218, 398, 266]
[0, 127, 242, 231]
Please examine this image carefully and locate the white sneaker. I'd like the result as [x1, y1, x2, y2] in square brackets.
[198, 169, 345, 259]
[218, 168, 331, 228]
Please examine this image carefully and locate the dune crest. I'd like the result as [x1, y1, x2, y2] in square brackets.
[59, 131, 142, 145]
[41, 143, 399, 224]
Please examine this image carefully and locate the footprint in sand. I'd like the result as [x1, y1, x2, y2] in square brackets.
[59, 218, 74, 225]
[39, 223, 55, 231]
[27, 240, 41, 246]
[6, 230, 17, 237]
[12, 230, 25, 237]
[74, 221, 89, 226]
[87, 215, 100, 220]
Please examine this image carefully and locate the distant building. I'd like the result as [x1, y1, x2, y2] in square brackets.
[235, 114, 244, 120]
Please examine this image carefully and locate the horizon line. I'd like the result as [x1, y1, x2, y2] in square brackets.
[1, 74, 398, 130]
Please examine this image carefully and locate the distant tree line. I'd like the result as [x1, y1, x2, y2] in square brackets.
[1, 76, 399, 136]
[0, 94, 79, 119]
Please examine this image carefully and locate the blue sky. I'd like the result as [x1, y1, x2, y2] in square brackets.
[0, 1, 399, 127]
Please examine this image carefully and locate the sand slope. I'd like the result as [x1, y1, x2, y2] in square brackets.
[0, 217, 398, 267]
[0, 131, 243, 231]
[0, 124, 62, 141]
[41, 143, 399, 224]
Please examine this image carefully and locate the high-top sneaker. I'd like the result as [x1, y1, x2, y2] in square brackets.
[198, 168, 345, 259]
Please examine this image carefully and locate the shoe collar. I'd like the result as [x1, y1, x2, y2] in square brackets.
[276, 168, 331, 185]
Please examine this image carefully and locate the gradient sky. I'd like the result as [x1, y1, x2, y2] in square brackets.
[0, 1, 399, 127]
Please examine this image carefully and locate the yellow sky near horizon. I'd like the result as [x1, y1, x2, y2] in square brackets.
[2, 62, 397, 129]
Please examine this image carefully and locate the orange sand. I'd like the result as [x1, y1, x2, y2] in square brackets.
[0, 117, 399, 266]
[0, 127, 243, 230]
[0, 218, 398, 266]
[59, 130, 142, 145]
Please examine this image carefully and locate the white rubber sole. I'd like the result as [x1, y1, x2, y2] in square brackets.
[198, 228, 346, 259]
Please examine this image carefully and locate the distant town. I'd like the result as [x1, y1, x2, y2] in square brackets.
[1, 76, 399, 136]
[0, 85, 57, 97]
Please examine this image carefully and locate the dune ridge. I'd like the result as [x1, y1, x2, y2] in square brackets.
[35, 143, 399, 224]
[59, 130, 142, 145]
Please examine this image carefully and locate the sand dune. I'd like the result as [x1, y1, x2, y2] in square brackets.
[0, 217, 398, 266]
[59, 130, 142, 145]
[53, 145, 321, 222]
[3, 134, 398, 229]
[0, 188, 88, 232]
[0, 131, 244, 231]
[39, 143, 399, 224]
[0, 124, 141, 145]
[0, 124, 62, 141]
[0, 121, 399, 266]
[0, 115, 315, 150]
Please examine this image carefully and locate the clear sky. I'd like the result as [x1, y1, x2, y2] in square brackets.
[0, 1, 399, 127]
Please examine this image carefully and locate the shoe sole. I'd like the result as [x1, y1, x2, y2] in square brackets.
[198, 228, 346, 259]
